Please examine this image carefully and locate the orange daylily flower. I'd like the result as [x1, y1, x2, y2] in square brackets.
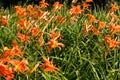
[110, 13, 118, 21]
[27, 5, 44, 18]
[109, 23, 120, 34]
[68, 5, 84, 15]
[47, 40, 64, 49]
[30, 27, 39, 36]
[86, 14, 96, 24]
[49, 28, 61, 40]
[98, 20, 106, 29]
[33, 11, 39, 18]
[27, 5, 35, 16]
[1, 41, 25, 59]
[9, 60, 29, 73]
[91, 26, 102, 35]
[0, 58, 10, 65]
[17, 32, 30, 42]
[53, 2, 63, 10]
[83, 3, 91, 9]
[27, 5, 34, 11]
[1, 19, 8, 26]
[11, 41, 25, 57]
[41, 58, 59, 72]
[57, 16, 66, 24]
[110, 3, 119, 12]
[46, 29, 64, 52]
[39, 0, 49, 8]
[104, 35, 120, 49]
[14, 6, 26, 17]
[17, 18, 30, 30]
[0, 64, 14, 80]
[1, 47, 12, 59]
[1, 17, 8, 26]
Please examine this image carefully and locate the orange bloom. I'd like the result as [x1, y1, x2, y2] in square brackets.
[27, 5, 34, 16]
[9, 60, 29, 73]
[39, 9, 45, 17]
[1, 41, 25, 59]
[39, 0, 49, 8]
[91, 26, 102, 35]
[83, 3, 91, 9]
[27, 5, 34, 11]
[46, 30, 64, 52]
[27, 5, 45, 18]
[98, 20, 106, 29]
[110, 3, 119, 12]
[11, 41, 25, 57]
[33, 11, 39, 17]
[47, 40, 64, 49]
[68, 5, 84, 15]
[53, 2, 63, 10]
[30, 27, 39, 36]
[0, 64, 14, 80]
[49, 29, 61, 40]
[41, 58, 59, 72]
[110, 13, 118, 20]
[104, 35, 120, 49]
[1, 18, 8, 26]
[17, 18, 29, 30]
[1, 47, 10, 59]
[17, 32, 30, 42]
[14, 6, 26, 17]
[109, 23, 120, 34]
[86, 14, 96, 24]
[57, 16, 66, 24]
